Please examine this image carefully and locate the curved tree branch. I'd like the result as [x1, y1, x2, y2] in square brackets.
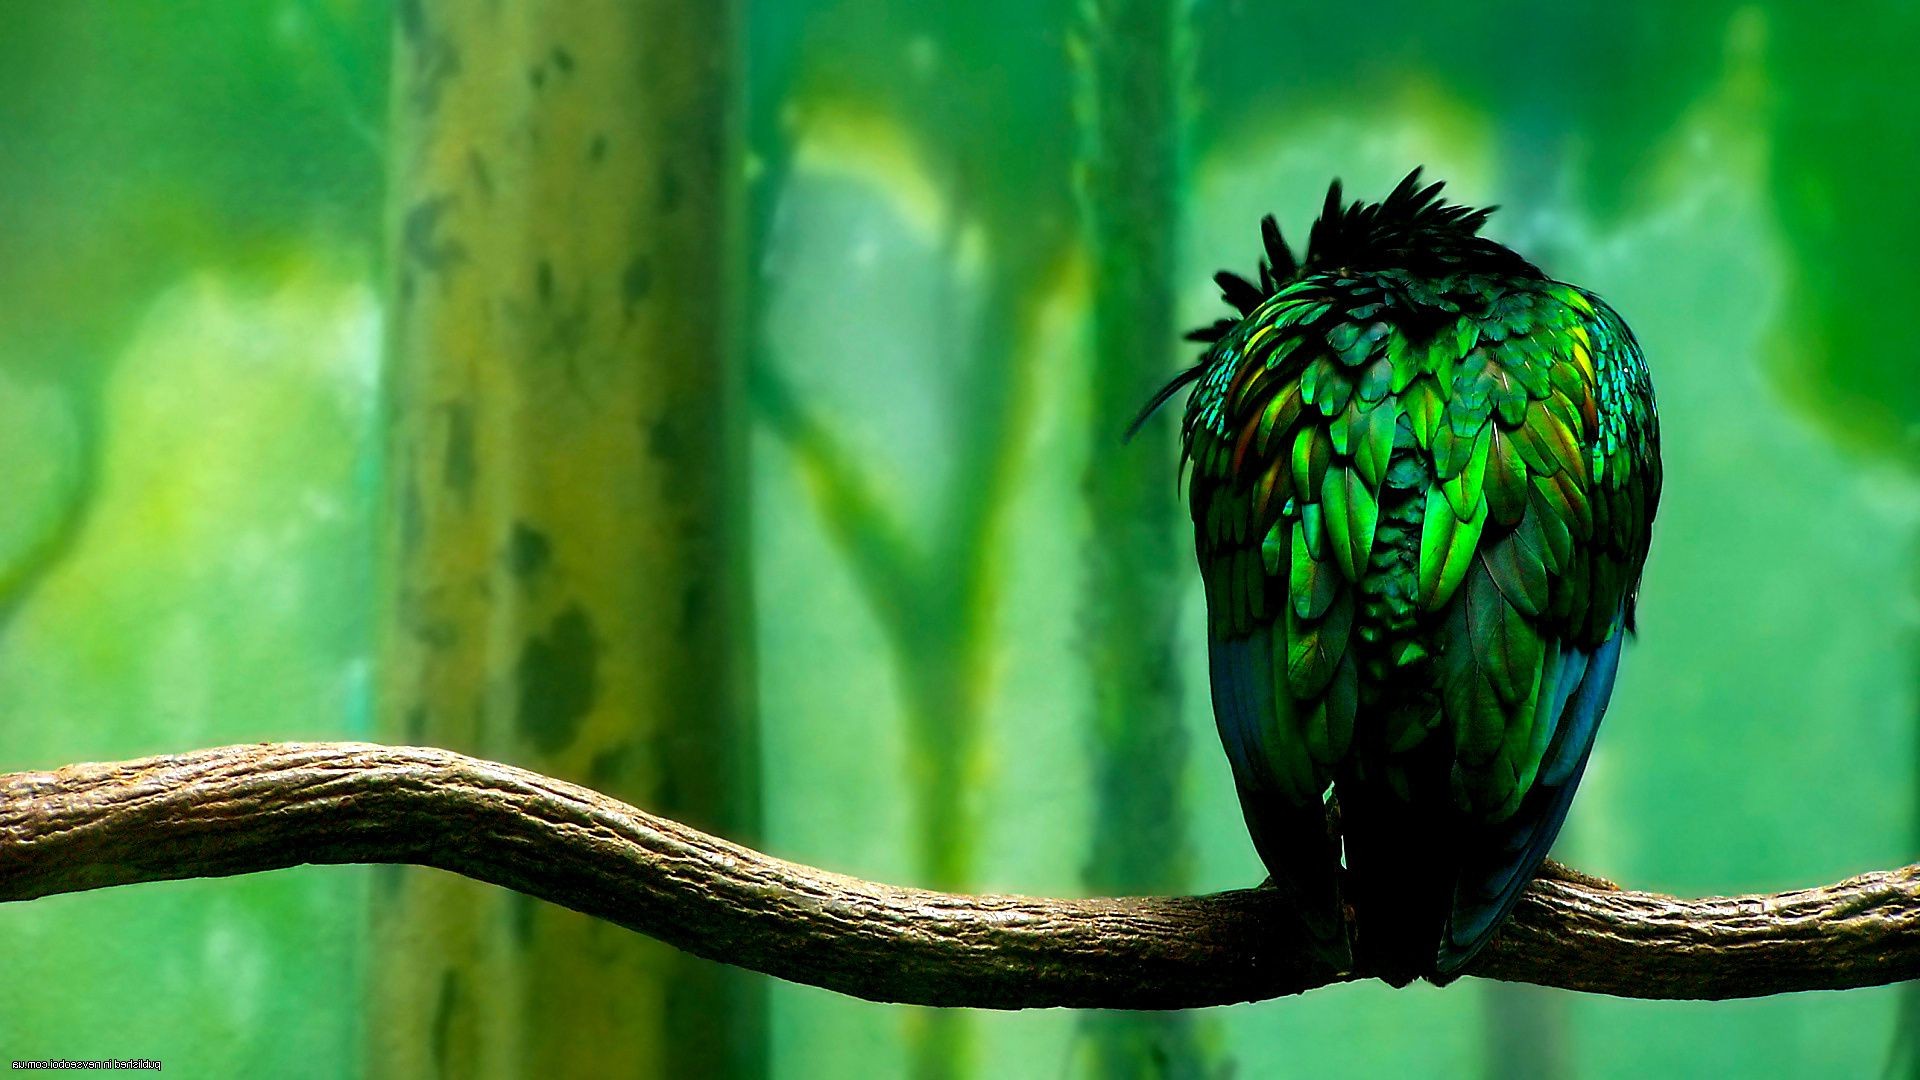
[2, 742, 1914, 1007]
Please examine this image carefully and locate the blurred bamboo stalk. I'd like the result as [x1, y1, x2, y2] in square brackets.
[1479, 981, 1570, 1080]
[0, 376, 98, 637]
[1478, 121, 1578, 1080]
[376, 4, 760, 1079]
[747, 128, 1061, 1080]
[1070, 0, 1212, 1075]
[1755, 3, 1920, 1071]
[751, 253, 1047, 1080]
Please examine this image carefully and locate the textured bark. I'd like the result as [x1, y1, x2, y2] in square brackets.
[381, 4, 758, 1078]
[5, 742, 1916, 1007]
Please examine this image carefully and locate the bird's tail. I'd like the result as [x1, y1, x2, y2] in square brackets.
[1337, 776, 1453, 986]
[1232, 783, 1352, 971]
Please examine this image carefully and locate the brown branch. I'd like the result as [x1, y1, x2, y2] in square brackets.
[2, 742, 1915, 1006]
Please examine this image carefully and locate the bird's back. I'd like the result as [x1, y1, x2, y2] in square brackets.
[1159, 171, 1660, 982]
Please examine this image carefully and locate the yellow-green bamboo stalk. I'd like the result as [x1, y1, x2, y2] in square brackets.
[374, 4, 759, 1078]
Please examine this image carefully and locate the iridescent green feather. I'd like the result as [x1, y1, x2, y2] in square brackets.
[1157, 170, 1660, 982]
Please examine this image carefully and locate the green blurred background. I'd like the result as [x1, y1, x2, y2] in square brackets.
[1, 1, 1914, 1076]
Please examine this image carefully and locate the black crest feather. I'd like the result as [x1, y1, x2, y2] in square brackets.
[1129, 168, 1535, 441]
[1301, 167, 1516, 274]
[1181, 167, 1529, 349]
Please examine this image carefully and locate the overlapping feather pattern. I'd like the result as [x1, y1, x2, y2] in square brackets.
[1151, 170, 1660, 982]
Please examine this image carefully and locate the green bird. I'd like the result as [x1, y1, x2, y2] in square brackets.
[1133, 170, 1660, 984]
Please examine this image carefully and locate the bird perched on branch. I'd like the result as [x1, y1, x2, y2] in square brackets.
[1132, 169, 1660, 984]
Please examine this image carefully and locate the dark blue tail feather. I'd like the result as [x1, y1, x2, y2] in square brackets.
[1208, 629, 1349, 963]
[1437, 625, 1625, 977]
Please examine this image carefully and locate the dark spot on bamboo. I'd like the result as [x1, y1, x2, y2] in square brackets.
[374, 862, 404, 900]
[551, 46, 575, 73]
[403, 196, 469, 277]
[411, 616, 459, 650]
[432, 969, 460, 1075]
[506, 522, 552, 579]
[622, 256, 652, 318]
[396, 0, 425, 42]
[509, 891, 537, 948]
[536, 259, 555, 304]
[588, 133, 608, 164]
[647, 415, 678, 460]
[467, 150, 493, 201]
[589, 742, 637, 789]
[516, 605, 600, 754]
[528, 64, 546, 91]
[442, 402, 476, 498]
[402, 11, 460, 117]
[400, 472, 424, 552]
[658, 165, 683, 212]
[681, 581, 707, 635]
[649, 728, 683, 813]
[536, 299, 589, 368]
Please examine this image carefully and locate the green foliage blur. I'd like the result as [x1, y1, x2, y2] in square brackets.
[0, 1, 1913, 1077]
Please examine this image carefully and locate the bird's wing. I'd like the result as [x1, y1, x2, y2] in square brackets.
[1431, 285, 1661, 975]
[1186, 275, 1389, 947]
